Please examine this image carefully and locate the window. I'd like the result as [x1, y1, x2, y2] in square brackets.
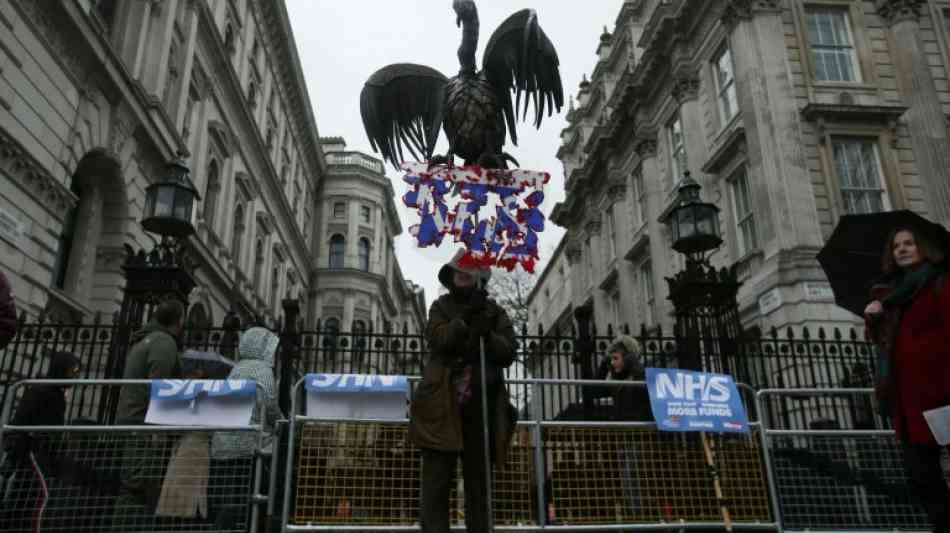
[329, 234, 345, 269]
[224, 23, 236, 56]
[358, 238, 371, 271]
[253, 239, 264, 289]
[94, 0, 118, 29]
[163, 37, 182, 111]
[584, 239, 593, 287]
[333, 202, 346, 219]
[634, 172, 646, 227]
[52, 179, 82, 290]
[203, 160, 220, 231]
[639, 260, 655, 327]
[609, 289, 621, 328]
[360, 205, 371, 224]
[231, 204, 246, 266]
[270, 265, 280, 310]
[714, 46, 738, 124]
[669, 114, 687, 186]
[730, 168, 758, 256]
[831, 138, 889, 214]
[248, 81, 258, 109]
[944, 9, 950, 39]
[606, 207, 617, 261]
[805, 7, 860, 82]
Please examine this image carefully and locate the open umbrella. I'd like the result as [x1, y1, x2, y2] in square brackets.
[817, 210, 950, 317]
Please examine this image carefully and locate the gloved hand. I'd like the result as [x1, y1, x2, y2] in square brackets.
[466, 309, 494, 338]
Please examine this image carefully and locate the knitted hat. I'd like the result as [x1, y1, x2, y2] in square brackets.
[608, 335, 642, 356]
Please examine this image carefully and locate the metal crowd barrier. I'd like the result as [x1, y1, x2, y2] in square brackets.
[0, 379, 270, 533]
[756, 388, 938, 533]
[281, 377, 780, 532]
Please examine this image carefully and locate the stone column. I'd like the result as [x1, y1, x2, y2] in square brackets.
[722, 0, 822, 255]
[342, 290, 355, 331]
[174, 1, 200, 131]
[565, 237, 583, 308]
[636, 135, 673, 329]
[142, 0, 179, 98]
[607, 172, 638, 330]
[877, 0, 950, 225]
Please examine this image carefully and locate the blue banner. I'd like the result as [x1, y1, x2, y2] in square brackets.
[305, 374, 409, 394]
[150, 379, 256, 401]
[645, 368, 749, 433]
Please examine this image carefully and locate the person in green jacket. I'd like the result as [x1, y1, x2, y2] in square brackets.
[112, 299, 185, 529]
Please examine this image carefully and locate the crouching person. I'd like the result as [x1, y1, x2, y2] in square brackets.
[211, 327, 283, 529]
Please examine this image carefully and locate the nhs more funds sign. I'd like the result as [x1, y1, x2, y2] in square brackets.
[646, 368, 749, 433]
[305, 374, 408, 420]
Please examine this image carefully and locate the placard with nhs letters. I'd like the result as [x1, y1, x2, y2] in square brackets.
[145, 379, 257, 427]
[305, 374, 409, 420]
[646, 368, 749, 433]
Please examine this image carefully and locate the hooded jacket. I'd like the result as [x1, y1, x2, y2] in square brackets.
[606, 336, 652, 421]
[116, 321, 182, 424]
[6, 352, 79, 465]
[212, 327, 283, 459]
[0, 270, 17, 350]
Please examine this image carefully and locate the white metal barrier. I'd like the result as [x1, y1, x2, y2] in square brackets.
[0, 379, 269, 533]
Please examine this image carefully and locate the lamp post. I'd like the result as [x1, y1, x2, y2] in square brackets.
[118, 153, 201, 329]
[663, 172, 742, 374]
[103, 154, 201, 420]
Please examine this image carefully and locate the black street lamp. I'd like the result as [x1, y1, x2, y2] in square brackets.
[142, 154, 201, 239]
[667, 172, 722, 263]
[663, 171, 742, 374]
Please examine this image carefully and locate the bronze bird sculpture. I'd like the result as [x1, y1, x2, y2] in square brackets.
[360, 0, 563, 170]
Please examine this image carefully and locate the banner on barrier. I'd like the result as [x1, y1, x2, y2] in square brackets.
[145, 379, 256, 426]
[305, 374, 408, 420]
[646, 368, 749, 433]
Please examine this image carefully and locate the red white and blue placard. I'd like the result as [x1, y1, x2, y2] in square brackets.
[401, 163, 550, 273]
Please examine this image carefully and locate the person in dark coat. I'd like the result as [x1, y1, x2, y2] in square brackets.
[865, 225, 950, 532]
[1, 351, 80, 532]
[606, 336, 651, 421]
[0, 270, 18, 350]
[410, 249, 517, 533]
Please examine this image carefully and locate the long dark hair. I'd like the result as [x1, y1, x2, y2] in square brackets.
[881, 226, 946, 275]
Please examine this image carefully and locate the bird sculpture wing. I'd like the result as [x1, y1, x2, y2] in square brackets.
[482, 9, 564, 146]
[360, 63, 448, 169]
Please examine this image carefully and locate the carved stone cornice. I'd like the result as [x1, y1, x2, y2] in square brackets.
[0, 130, 76, 221]
[875, 0, 923, 27]
[585, 216, 603, 237]
[720, 0, 783, 30]
[607, 173, 627, 202]
[635, 138, 658, 159]
[671, 74, 701, 103]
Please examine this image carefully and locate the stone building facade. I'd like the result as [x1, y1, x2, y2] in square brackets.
[310, 138, 427, 336]
[0, 0, 327, 328]
[532, 0, 950, 336]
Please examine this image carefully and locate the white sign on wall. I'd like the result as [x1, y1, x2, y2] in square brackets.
[758, 288, 783, 316]
[803, 282, 834, 301]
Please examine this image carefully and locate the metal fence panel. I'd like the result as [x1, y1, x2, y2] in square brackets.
[0, 380, 267, 533]
[757, 389, 940, 532]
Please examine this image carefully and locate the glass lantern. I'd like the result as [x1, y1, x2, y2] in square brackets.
[668, 172, 722, 257]
[141, 156, 200, 238]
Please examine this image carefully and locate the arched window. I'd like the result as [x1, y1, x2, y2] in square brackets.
[248, 81, 258, 109]
[358, 238, 370, 271]
[253, 239, 265, 289]
[352, 319, 367, 365]
[323, 317, 340, 362]
[270, 265, 280, 311]
[224, 23, 236, 56]
[52, 178, 82, 290]
[203, 159, 220, 231]
[231, 203, 245, 266]
[329, 234, 345, 269]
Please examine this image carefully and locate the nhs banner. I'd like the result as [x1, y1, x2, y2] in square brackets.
[305, 374, 409, 420]
[145, 380, 257, 427]
[646, 368, 749, 433]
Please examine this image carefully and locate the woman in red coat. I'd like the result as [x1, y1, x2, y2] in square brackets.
[865, 226, 950, 532]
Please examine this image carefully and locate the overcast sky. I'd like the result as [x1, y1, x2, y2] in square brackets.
[286, 0, 626, 307]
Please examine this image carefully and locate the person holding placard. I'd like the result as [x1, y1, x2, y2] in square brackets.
[865, 225, 950, 532]
[211, 326, 282, 529]
[410, 250, 517, 533]
[113, 299, 185, 528]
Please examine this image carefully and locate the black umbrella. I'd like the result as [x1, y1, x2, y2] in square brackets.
[817, 210, 950, 317]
